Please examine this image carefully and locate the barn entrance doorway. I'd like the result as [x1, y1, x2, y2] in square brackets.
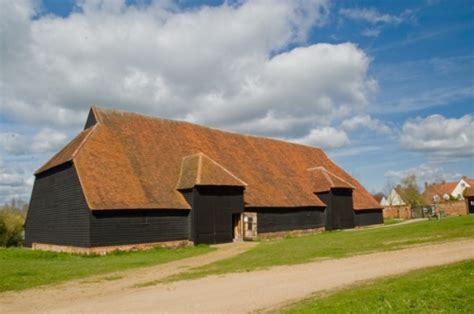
[232, 213, 242, 241]
[190, 186, 245, 245]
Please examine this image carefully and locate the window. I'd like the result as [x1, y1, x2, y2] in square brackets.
[247, 217, 253, 231]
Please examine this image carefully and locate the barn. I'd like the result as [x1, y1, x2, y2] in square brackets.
[24, 107, 383, 252]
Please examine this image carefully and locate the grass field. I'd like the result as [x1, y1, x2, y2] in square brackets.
[383, 218, 404, 225]
[0, 245, 213, 292]
[165, 215, 474, 282]
[280, 259, 474, 313]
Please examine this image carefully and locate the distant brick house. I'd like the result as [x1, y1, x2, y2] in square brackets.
[380, 188, 411, 219]
[25, 107, 383, 253]
[423, 178, 473, 216]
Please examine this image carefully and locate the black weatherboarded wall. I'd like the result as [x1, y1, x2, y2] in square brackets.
[90, 210, 190, 247]
[254, 207, 325, 233]
[183, 186, 244, 245]
[316, 189, 355, 230]
[25, 162, 192, 248]
[354, 209, 383, 226]
[24, 162, 91, 247]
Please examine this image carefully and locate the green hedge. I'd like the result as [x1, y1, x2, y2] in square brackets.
[0, 210, 25, 247]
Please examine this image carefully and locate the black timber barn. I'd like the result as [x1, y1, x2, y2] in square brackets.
[25, 107, 383, 252]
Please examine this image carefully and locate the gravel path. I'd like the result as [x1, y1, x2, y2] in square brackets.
[0, 241, 256, 312]
[1, 239, 473, 313]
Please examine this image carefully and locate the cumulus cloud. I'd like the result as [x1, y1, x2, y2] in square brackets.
[0, 128, 68, 155]
[1, 0, 376, 138]
[339, 8, 413, 25]
[0, 0, 383, 202]
[341, 114, 392, 134]
[361, 28, 381, 37]
[0, 157, 34, 203]
[385, 163, 462, 185]
[293, 127, 350, 149]
[400, 114, 473, 160]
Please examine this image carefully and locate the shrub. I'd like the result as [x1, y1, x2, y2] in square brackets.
[0, 211, 25, 247]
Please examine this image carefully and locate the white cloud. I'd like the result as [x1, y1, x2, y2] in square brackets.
[339, 8, 413, 25]
[0, 132, 29, 155]
[0, 128, 68, 155]
[293, 127, 350, 149]
[385, 163, 462, 185]
[0, 0, 383, 203]
[341, 114, 392, 134]
[361, 28, 381, 37]
[400, 114, 474, 160]
[0, 157, 34, 203]
[1, 0, 376, 139]
[31, 128, 68, 154]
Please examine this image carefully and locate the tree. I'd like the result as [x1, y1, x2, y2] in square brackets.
[0, 199, 28, 247]
[398, 175, 425, 208]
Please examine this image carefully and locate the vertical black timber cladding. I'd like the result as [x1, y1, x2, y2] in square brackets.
[89, 210, 191, 247]
[316, 189, 354, 230]
[331, 188, 355, 229]
[191, 186, 244, 245]
[24, 162, 91, 247]
[254, 207, 325, 233]
[354, 209, 383, 226]
[316, 192, 333, 230]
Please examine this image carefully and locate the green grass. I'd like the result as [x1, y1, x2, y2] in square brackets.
[0, 244, 213, 292]
[165, 216, 474, 282]
[280, 260, 474, 313]
[384, 218, 404, 225]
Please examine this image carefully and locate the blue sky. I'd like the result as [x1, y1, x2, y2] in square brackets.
[0, 0, 473, 202]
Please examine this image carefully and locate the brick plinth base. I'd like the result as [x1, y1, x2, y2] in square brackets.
[257, 227, 324, 240]
[32, 240, 193, 255]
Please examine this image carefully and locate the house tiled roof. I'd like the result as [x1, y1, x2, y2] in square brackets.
[423, 181, 458, 203]
[36, 107, 381, 211]
[464, 187, 474, 197]
[308, 167, 355, 193]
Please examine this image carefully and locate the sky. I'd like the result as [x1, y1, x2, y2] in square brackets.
[0, 0, 473, 203]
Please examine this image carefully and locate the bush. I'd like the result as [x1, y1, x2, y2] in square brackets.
[0, 211, 25, 247]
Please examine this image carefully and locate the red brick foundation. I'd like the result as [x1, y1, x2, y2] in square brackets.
[257, 227, 325, 240]
[32, 240, 193, 255]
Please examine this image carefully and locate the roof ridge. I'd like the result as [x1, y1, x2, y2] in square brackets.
[196, 153, 203, 185]
[307, 166, 355, 190]
[93, 106, 326, 152]
[201, 153, 248, 186]
[71, 124, 97, 160]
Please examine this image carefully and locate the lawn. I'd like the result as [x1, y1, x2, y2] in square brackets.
[383, 218, 404, 225]
[0, 244, 213, 292]
[165, 215, 474, 282]
[280, 259, 474, 313]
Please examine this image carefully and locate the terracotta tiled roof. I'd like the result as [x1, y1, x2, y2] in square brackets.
[464, 187, 474, 197]
[423, 181, 458, 203]
[308, 167, 355, 193]
[176, 153, 247, 190]
[36, 107, 382, 211]
[464, 178, 474, 187]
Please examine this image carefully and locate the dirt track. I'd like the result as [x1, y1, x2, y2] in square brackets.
[1, 239, 473, 313]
